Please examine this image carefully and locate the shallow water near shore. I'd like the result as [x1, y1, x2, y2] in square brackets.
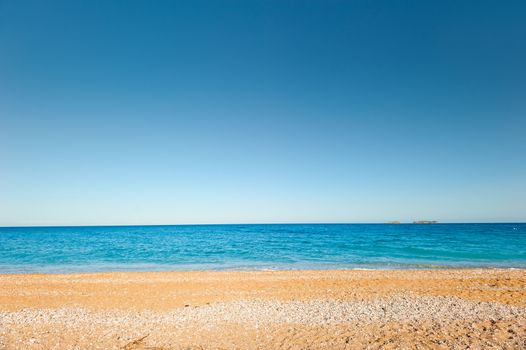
[0, 223, 524, 273]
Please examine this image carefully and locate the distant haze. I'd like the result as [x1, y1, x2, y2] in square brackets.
[1, 0, 525, 226]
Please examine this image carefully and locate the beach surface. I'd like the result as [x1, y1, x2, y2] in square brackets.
[0, 269, 525, 349]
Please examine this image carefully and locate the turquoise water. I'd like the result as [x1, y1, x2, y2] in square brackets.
[0, 224, 524, 273]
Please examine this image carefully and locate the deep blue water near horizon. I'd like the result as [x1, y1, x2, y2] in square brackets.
[0, 223, 524, 273]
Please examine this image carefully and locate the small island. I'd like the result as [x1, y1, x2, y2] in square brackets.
[413, 220, 438, 224]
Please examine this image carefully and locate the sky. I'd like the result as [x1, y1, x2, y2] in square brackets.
[1, 0, 525, 226]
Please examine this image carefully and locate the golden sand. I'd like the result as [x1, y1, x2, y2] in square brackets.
[0, 269, 525, 349]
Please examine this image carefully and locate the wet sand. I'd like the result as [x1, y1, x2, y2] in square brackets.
[0, 269, 525, 349]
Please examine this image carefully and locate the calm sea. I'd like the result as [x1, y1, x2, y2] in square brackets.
[0, 224, 524, 273]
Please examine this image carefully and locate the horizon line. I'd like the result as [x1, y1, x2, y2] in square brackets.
[1, 221, 525, 228]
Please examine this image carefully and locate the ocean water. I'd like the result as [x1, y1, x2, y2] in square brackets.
[0, 224, 524, 273]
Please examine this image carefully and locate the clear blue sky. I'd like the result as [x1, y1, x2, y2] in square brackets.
[1, 0, 525, 226]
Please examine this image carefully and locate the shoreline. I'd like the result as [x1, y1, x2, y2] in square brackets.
[2, 265, 525, 276]
[1, 269, 525, 349]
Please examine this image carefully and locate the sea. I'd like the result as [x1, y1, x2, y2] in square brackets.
[0, 223, 524, 273]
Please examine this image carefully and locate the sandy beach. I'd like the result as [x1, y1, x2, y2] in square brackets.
[0, 269, 525, 349]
